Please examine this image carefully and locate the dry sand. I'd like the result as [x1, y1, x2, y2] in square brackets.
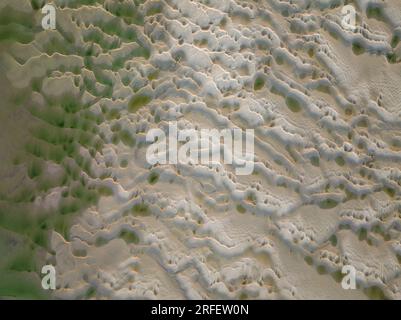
[1, 0, 401, 299]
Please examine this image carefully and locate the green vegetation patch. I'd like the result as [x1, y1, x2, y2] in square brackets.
[329, 234, 337, 246]
[0, 271, 47, 299]
[236, 204, 246, 214]
[318, 198, 339, 209]
[366, 5, 385, 21]
[119, 129, 136, 147]
[352, 42, 365, 55]
[364, 286, 388, 300]
[84, 286, 97, 299]
[131, 202, 150, 216]
[358, 228, 367, 241]
[386, 52, 399, 64]
[317, 265, 327, 275]
[304, 256, 313, 266]
[119, 229, 139, 244]
[384, 187, 395, 198]
[310, 155, 320, 167]
[148, 171, 159, 185]
[391, 35, 400, 48]
[285, 96, 301, 113]
[254, 76, 265, 90]
[335, 156, 345, 166]
[129, 94, 151, 112]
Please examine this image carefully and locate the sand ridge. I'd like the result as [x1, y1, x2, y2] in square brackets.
[0, 0, 401, 299]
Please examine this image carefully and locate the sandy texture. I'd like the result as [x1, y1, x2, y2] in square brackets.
[1, 0, 401, 299]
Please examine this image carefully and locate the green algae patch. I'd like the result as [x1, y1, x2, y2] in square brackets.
[366, 5, 385, 21]
[318, 198, 339, 209]
[317, 265, 327, 275]
[0, 24, 34, 44]
[0, 228, 49, 299]
[254, 76, 265, 90]
[285, 96, 301, 113]
[120, 130, 136, 147]
[310, 156, 320, 167]
[119, 229, 139, 244]
[275, 55, 284, 65]
[386, 52, 399, 64]
[304, 256, 313, 266]
[146, 2, 163, 16]
[316, 84, 331, 94]
[106, 108, 121, 120]
[328, 28, 339, 40]
[0, 6, 35, 30]
[6, 247, 37, 272]
[85, 286, 97, 299]
[106, 1, 144, 26]
[331, 270, 343, 283]
[384, 187, 395, 198]
[335, 156, 345, 167]
[358, 228, 367, 241]
[27, 160, 43, 179]
[364, 286, 388, 300]
[31, 0, 45, 10]
[129, 94, 151, 112]
[148, 171, 159, 185]
[239, 292, 248, 300]
[147, 70, 159, 81]
[0, 17, 127, 298]
[236, 204, 246, 214]
[132, 46, 151, 59]
[95, 236, 108, 247]
[329, 234, 337, 246]
[131, 203, 150, 216]
[345, 107, 353, 116]
[98, 186, 113, 197]
[391, 35, 400, 48]
[352, 42, 365, 56]
[120, 159, 128, 168]
[0, 271, 47, 299]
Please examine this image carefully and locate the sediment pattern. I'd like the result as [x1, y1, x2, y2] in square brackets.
[1, 0, 401, 299]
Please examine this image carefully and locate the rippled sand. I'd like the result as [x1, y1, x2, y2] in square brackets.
[1, 0, 401, 299]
